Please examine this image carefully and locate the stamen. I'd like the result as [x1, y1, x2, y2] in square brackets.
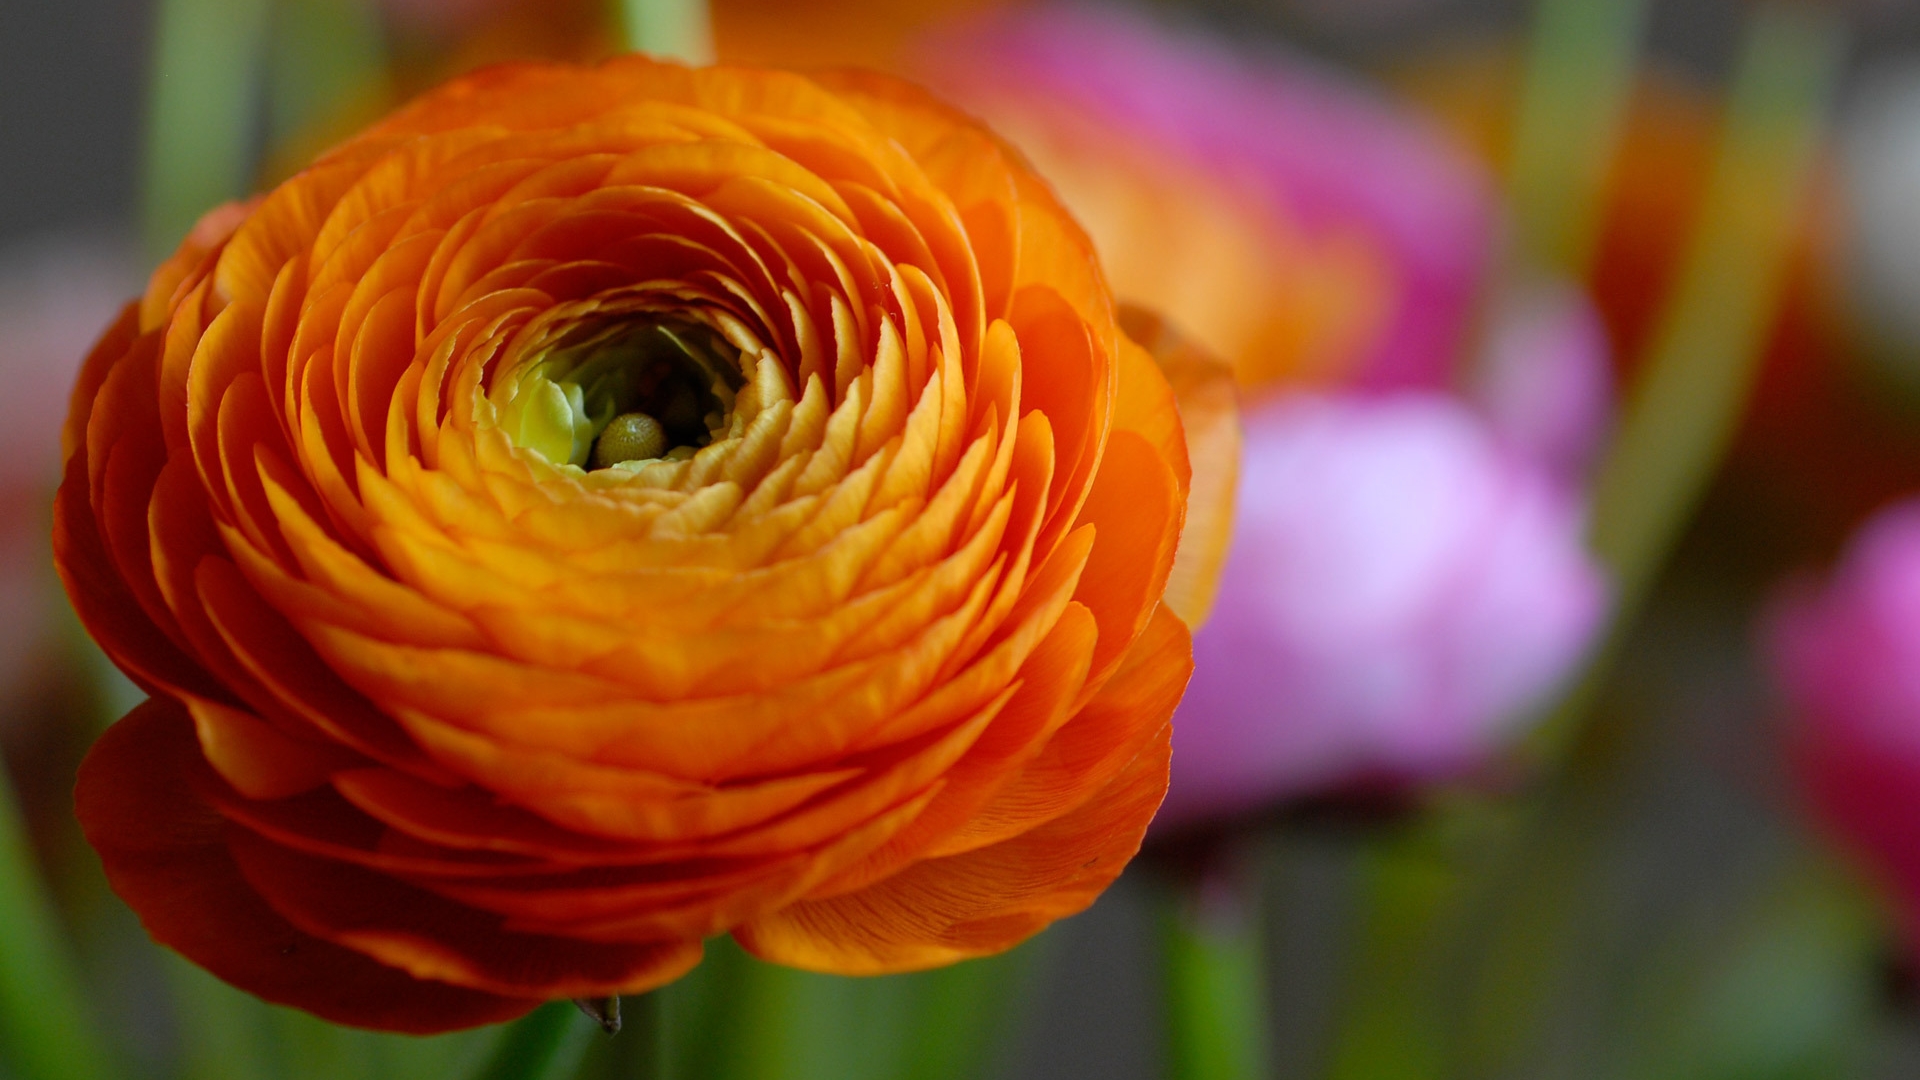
[490, 316, 746, 471]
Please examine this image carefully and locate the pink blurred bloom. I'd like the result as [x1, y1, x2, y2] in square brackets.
[1156, 392, 1608, 829]
[0, 235, 139, 697]
[1468, 276, 1615, 483]
[0, 238, 136, 490]
[918, 2, 1496, 392]
[1769, 502, 1920, 933]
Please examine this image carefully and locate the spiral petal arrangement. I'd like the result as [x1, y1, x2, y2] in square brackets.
[57, 58, 1203, 1032]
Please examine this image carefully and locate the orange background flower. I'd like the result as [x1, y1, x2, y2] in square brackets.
[58, 57, 1215, 1032]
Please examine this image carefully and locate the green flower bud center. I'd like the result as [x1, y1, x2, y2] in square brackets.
[492, 318, 744, 470]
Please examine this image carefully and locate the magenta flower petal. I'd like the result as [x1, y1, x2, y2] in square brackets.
[1769, 502, 1920, 923]
[918, 2, 1496, 392]
[1469, 276, 1615, 483]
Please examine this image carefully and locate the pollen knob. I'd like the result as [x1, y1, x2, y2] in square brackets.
[593, 412, 670, 468]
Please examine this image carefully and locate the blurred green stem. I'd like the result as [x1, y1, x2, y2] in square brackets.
[1160, 871, 1270, 1080]
[897, 946, 1042, 1080]
[475, 1003, 589, 1080]
[265, 0, 388, 159]
[1321, 821, 1483, 1080]
[618, 0, 713, 64]
[648, 942, 817, 1080]
[1458, 18, 1850, 1069]
[0, 766, 120, 1080]
[1506, 0, 1651, 275]
[1587, 4, 1844, 606]
[1533, 2, 1846, 763]
[705, 950, 814, 1080]
[576, 994, 661, 1079]
[647, 936, 1040, 1080]
[166, 957, 276, 1080]
[141, 0, 273, 258]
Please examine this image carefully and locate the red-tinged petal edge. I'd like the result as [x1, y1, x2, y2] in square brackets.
[75, 697, 541, 1034]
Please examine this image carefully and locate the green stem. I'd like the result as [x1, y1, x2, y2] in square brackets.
[165, 955, 276, 1080]
[141, 0, 274, 258]
[617, 0, 713, 64]
[1320, 824, 1463, 1080]
[1160, 874, 1270, 1080]
[1587, 3, 1844, 606]
[1505, 0, 1652, 276]
[576, 994, 661, 1080]
[474, 1003, 587, 1080]
[651, 935, 1041, 1080]
[0, 764, 120, 1080]
[264, 0, 388, 160]
[897, 945, 1044, 1080]
[1531, 3, 1846, 764]
[704, 951, 809, 1080]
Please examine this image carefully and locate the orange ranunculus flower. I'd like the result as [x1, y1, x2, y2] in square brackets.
[58, 57, 1221, 1033]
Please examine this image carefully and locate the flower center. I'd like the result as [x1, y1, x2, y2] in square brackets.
[493, 318, 745, 471]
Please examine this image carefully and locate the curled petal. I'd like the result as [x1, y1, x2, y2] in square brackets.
[1117, 305, 1239, 629]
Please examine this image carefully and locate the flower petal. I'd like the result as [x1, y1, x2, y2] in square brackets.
[74, 698, 538, 1033]
[731, 711, 1170, 973]
[1118, 306, 1240, 629]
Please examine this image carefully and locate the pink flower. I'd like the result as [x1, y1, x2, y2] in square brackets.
[1768, 501, 1920, 933]
[0, 235, 139, 698]
[1468, 276, 1615, 484]
[913, 2, 1496, 394]
[1156, 392, 1608, 829]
